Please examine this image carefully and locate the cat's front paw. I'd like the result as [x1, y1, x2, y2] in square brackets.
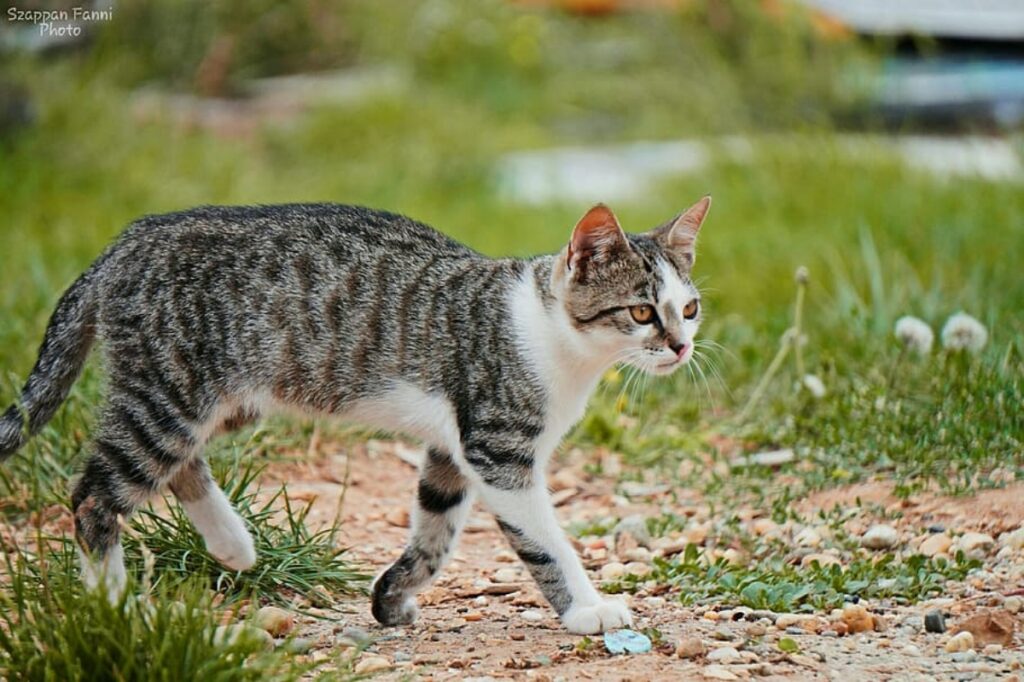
[561, 598, 633, 634]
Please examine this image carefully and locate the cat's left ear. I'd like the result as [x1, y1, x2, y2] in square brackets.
[657, 195, 711, 266]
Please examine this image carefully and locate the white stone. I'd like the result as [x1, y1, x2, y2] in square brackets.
[958, 532, 995, 555]
[861, 524, 900, 550]
[707, 646, 741, 663]
[601, 562, 626, 580]
[795, 528, 822, 548]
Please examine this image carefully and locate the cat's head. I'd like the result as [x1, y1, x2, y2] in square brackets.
[551, 197, 710, 376]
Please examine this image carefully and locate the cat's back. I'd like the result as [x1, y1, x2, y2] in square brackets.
[116, 203, 477, 262]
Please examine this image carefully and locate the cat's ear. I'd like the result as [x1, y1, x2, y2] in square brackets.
[658, 195, 710, 266]
[567, 204, 630, 273]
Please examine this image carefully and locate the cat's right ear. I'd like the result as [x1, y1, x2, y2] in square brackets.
[566, 204, 630, 274]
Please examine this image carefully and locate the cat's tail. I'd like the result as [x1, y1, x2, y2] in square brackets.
[0, 264, 102, 459]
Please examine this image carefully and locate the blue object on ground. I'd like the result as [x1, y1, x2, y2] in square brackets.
[603, 629, 652, 655]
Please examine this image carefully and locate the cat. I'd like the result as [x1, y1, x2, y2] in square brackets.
[0, 196, 710, 634]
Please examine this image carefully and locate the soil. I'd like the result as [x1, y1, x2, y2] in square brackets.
[260, 441, 1024, 681]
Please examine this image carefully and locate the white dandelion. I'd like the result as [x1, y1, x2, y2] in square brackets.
[941, 312, 988, 353]
[894, 315, 934, 355]
[801, 374, 827, 398]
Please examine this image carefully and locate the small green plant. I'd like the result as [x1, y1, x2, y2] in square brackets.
[123, 455, 368, 606]
[0, 543, 303, 681]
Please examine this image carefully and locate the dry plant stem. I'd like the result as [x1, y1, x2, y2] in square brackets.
[887, 345, 907, 391]
[738, 330, 792, 422]
[793, 275, 806, 379]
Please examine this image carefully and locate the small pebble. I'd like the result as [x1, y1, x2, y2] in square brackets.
[950, 650, 978, 663]
[861, 524, 900, 550]
[707, 646, 741, 664]
[493, 568, 521, 583]
[254, 606, 294, 637]
[601, 562, 627, 580]
[924, 610, 947, 633]
[945, 631, 975, 653]
[354, 656, 392, 674]
[1005, 596, 1023, 614]
[283, 637, 314, 654]
[902, 644, 921, 656]
[675, 636, 706, 659]
[983, 644, 1003, 656]
[521, 610, 543, 622]
[712, 626, 736, 641]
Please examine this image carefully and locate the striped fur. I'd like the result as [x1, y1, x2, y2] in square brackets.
[0, 198, 711, 632]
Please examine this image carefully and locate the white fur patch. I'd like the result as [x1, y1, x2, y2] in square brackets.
[179, 486, 256, 571]
[80, 543, 126, 603]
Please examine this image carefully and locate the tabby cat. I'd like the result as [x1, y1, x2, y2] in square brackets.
[0, 197, 710, 634]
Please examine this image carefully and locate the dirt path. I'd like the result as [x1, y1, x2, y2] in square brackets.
[262, 442, 1024, 681]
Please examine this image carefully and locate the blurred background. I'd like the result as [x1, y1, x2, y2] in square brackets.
[1, 0, 1022, 494]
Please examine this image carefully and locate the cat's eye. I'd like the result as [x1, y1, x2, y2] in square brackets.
[683, 299, 699, 319]
[629, 304, 655, 324]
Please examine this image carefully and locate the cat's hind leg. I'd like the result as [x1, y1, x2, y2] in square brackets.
[168, 457, 256, 571]
[372, 447, 474, 626]
[72, 397, 200, 599]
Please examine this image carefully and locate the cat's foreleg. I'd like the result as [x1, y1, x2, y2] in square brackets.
[372, 447, 474, 625]
[480, 483, 632, 634]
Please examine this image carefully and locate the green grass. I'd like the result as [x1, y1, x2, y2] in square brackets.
[0, 544, 310, 681]
[124, 450, 368, 607]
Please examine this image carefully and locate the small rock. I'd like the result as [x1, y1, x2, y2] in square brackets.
[801, 553, 841, 568]
[954, 610, 1016, 647]
[283, 637, 314, 654]
[872, 614, 889, 632]
[722, 549, 745, 566]
[950, 650, 978, 663]
[613, 515, 652, 548]
[493, 568, 521, 583]
[603, 629, 652, 655]
[623, 547, 652, 563]
[861, 524, 900, 550]
[902, 644, 921, 656]
[959, 532, 995, 555]
[1005, 596, 1023, 614]
[945, 631, 975, 653]
[463, 611, 483, 622]
[983, 644, 1003, 656]
[1000, 527, 1024, 551]
[521, 610, 543, 622]
[924, 610, 947, 633]
[745, 623, 767, 637]
[920, 533, 953, 557]
[795, 528, 822, 548]
[712, 626, 735, 641]
[601, 562, 626, 580]
[702, 665, 739, 681]
[751, 519, 780, 537]
[213, 624, 274, 650]
[841, 604, 874, 634]
[354, 656, 392, 674]
[776, 614, 812, 629]
[254, 606, 294, 637]
[336, 626, 372, 648]
[676, 637, 707, 659]
[707, 646, 741, 664]
[385, 508, 410, 528]
[495, 549, 517, 563]
[623, 561, 650, 576]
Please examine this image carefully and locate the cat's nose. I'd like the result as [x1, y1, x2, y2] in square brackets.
[669, 341, 688, 357]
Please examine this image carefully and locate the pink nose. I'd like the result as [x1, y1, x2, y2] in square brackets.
[670, 342, 688, 358]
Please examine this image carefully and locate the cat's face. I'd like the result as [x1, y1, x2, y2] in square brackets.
[553, 198, 710, 376]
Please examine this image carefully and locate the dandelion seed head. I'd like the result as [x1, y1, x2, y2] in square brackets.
[801, 373, 826, 398]
[794, 266, 809, 285]
[894, 315, 934, 355]
[941, 312, 988, 353]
